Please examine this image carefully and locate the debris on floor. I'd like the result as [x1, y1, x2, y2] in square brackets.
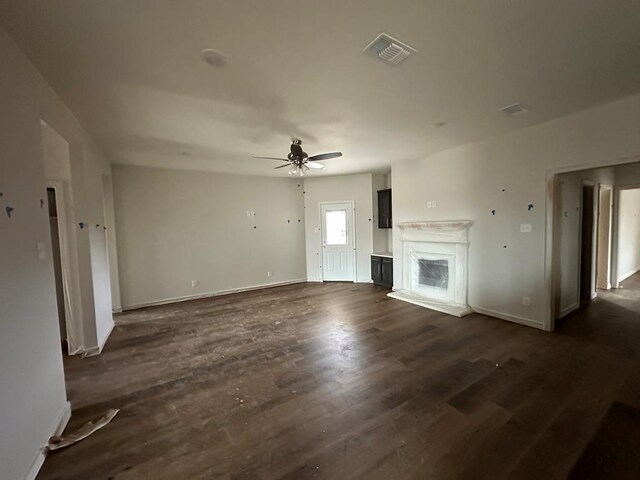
[47, 409, 119, 451]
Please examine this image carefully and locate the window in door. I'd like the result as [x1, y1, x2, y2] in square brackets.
[325, 209, 348, 245]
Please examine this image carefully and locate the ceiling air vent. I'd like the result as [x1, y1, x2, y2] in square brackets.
[500, 103, 528, 116]
[364, 33, 416, 65]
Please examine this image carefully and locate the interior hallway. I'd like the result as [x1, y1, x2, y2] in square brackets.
[39, 275, 640, 480]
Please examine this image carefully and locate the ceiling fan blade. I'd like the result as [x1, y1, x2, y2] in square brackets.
[252, 156, 289, 161]
[274, 163, 291, 169]
[305, 161, 326, 169]
[307, 152, 342, 161]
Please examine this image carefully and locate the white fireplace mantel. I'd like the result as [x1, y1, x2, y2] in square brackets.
[389, 220, 473, 317]
[396, 220, 472, 243]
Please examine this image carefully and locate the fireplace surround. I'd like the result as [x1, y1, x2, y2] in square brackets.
[388, 220, 473, 317]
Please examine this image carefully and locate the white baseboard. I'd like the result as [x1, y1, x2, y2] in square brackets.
[25, 401, 71, 480]
[618, 267, 640, 284]
[471, 306, 546, 330]
[122, 278, 307, 311]
[112, 306, 123, 314]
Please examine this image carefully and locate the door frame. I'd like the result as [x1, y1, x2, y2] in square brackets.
[546, 156, 640, 331]
[596, 184, 613, 290]
[611, 183, 640, 287]
[47, 180, 82, 354]
[319, 200, 357, 282]
[578, 181, 598, 303]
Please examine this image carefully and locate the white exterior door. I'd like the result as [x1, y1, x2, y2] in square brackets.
[321, 202, 355, 282]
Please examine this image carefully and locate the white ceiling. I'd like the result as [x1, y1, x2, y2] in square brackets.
[2, 0, 639, 177]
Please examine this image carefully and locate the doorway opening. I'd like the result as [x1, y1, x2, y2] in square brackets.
[551, 160, 640, 329]
[579, 183, 597, 304]
[615, 186, 640, 289]
[320, 201, 356, 282]
[41, 120, 83, 354]
[47, 187, 69, 354]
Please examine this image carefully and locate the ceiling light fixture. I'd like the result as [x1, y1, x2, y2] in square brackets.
[201, 48, 227, 67]
[288, 164, 309, 176]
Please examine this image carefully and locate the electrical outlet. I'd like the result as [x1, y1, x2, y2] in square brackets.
[520, 223, 532, 233]
[267, 270, 273, 278]
[522, 296, 531, 306]
[191, 280, 199, 288]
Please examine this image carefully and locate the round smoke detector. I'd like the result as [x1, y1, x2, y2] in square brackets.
[201, 48, 227, 67]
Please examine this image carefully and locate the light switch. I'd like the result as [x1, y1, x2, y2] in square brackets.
[37, 241, 46, 260]
[432, 200, 438, 208]
[520, 223, 532, 233]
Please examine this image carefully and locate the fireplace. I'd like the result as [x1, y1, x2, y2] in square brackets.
[388, 221, 472, 317]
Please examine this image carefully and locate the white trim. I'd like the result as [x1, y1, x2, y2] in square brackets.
[122, 279, 307, 311]
[596, 184, 613, 290]
[25, 401, 71, 480]
[613, 184, 640, 286]
[472, 306, 546, 331]
[84, 320, 115, 357]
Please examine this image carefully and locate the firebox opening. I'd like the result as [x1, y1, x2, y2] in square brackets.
[418, 259, 449, 289]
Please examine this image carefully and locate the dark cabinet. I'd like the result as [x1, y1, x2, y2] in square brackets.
[377, 189, 392, 229]
[371, 256, 382, 284]
[371, 255, 393, 288]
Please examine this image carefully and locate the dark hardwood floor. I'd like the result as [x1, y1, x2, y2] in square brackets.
[39, 273, 640, 480]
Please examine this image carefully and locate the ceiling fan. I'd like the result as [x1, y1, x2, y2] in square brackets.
[253, 139, 342, 176]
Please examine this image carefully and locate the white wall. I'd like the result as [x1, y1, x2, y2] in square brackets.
[113, 165, 306, 308]
[0, 25, 117, 479]
[392, 95, 640, 330]
[617, 188, 640, 282]
[303, 173, 375, 283]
